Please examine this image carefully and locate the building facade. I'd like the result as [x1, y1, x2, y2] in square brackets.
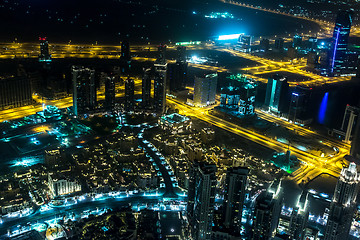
[0, 76, 32, 110]
[265, 75, 289, 114]
[187, 161, 217, 240]
[324, 162, 359, 239]
[193, 73, 217, 107]
[252, 180, 282, 240]
[223, 167, 249, 235]
[72, 66, 96, 115]
[48, 173, 82, 197]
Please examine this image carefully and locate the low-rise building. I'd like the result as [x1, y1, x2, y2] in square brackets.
[48, 173, 81, 197]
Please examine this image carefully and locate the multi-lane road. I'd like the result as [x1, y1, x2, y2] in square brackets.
[166, 98, 347, 184]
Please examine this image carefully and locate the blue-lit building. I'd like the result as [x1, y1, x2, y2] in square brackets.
[220, 74, 257, 116]
[265, 75, 289, 114]
[235, 34, 252, 53]
[330, 10, 352, 76]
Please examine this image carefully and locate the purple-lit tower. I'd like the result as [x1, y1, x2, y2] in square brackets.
[330, 11, 352, 76]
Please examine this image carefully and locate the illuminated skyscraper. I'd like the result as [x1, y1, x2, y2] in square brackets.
[223, 167, 249, 235]
[142, 68, 152, 109]
[125, 77, 135, 112]
[330, 10, 352, 76]
[72, 66, 96, 116]
[289, 191, 309, 240]
[324, 162, 359, 240]
[252, 179, 282, 240]
[154, 63, 167, 114]
[265, 75, 289, 114]
[105, 76, 116, 111]
[193, 73, 217, 107]
[39, 37, 51, 62]
[187, 161, 217, 240]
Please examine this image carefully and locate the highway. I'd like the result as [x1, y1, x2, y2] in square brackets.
[166, 97, 346, 184]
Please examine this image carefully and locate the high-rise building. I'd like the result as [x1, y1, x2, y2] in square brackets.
[125, 77, 135, 112]
[187, 161, 217, 240]
[166, 45, 188, 93]
[223, 167, 249, 235]
[154, 63, 167, 114]
[105, 76, 116, 111]
[72, 66, 96, 116]
[176, 46, 187, 63]
[288, 86, 313, 125]
[39, 37, 51, 62]
[307, 37, 318, 51]
[0, 76, 32, 110]
[330, 10, 352, 75]
[265, 75, 289, 114]
[219, 74, 257, 115]
[236, 35, 252, 53]
[260, 38, 270, 52]
[307, 51, 319, 69]
[289, 191, 309, 240]
[340, 105, 359, 143]
[324, 162, 359, 239]
[120, 40, 131, 62]
[167, 62, 188, 93]
[293, 35, 303, 49]
[193, 73, 217, 107]
[238, 81, 257, 116]
[274, 38, 284, 51]
[157, 44, 167, 64]
[351, 116, 360, 159]
[252, 179, 282, 240]
[142, 68, 152, 109]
